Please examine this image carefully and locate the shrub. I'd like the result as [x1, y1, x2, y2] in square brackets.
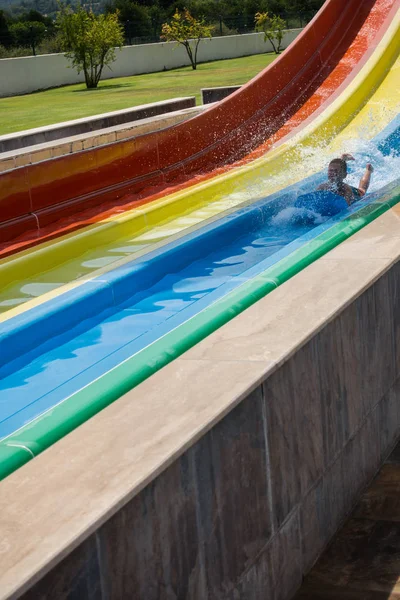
[37, 31, 66, 54]
[0, 43, 36, 57]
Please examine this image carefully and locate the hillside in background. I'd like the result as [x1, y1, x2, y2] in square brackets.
[0, 0, 324, 19]
[0, 0, 90, 17]
[0, 0, 59, 17]
[0, 0, 324, 57]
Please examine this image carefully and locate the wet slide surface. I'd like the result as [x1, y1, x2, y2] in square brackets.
[0, 43, 399, 463]
[1, 155, 399, 442]
[1, 6, 399, 328]
[0, 0, 399, 479]
[0, 0, 395, 255]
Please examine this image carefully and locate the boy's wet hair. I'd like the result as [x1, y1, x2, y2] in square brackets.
[329, 158, 347, 177]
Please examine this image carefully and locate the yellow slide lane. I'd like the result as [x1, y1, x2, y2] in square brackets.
[0, 9, 399, 324]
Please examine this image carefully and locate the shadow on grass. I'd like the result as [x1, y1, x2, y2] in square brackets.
[73, 83, 134, 92]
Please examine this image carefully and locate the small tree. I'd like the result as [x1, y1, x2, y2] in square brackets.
[161, 9, 212, 70]
[57, 6, 124, 89]
[255, 11, 286, 54]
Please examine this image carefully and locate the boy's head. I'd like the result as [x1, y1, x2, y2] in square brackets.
[328, 158, 347, 183]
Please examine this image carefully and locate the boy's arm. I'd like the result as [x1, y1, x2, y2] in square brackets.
[358, 163, 374, 196]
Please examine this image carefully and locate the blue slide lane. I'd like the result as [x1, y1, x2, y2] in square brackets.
[1, 119, 399, 439]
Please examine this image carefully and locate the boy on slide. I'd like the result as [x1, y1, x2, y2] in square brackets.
[318, 153, 374, 206]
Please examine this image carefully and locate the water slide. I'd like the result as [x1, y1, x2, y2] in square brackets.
[0, 0, 395, 254]
[0, 0, 399, 479]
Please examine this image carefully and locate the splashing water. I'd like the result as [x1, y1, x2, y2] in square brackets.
[271, 206, 326, 227]
[341, 138, 400, 193]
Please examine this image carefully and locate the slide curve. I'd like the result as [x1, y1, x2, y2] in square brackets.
[0, 0, 399, 479]
[0, 0, 396, 255]
[0, 3, 398, 327]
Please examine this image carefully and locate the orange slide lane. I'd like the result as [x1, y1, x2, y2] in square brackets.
[0, 0, 396, 259]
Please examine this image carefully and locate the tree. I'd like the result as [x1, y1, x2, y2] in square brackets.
[0, 9, 12, 47]
[255, 11, 285, 53]
[105, 0, 153, 41]
[57, 5, 124, 89]
[283, 0, 324, 12]
[20, 8, 53, 26]
[161, 9, 212, 70]
[9, 20, 45, 48]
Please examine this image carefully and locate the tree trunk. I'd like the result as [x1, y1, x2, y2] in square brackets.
[193, 39, 201, 70]
[84, 68, 98, 88]
[183, 41, 196, 70]
[267, 35, 278, 54]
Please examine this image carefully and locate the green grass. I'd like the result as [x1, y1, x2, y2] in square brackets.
[0, 53, 277, 135]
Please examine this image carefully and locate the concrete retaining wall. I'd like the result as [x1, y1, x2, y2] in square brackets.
[0, 29, 301, 98]
[0, 105, 207, 173]
[16, 246, 400, 600]
[0, 98, 196, 152]
[202, 85, 241, 103]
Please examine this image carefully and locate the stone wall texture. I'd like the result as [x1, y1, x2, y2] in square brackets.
[19, 258, 400, 600]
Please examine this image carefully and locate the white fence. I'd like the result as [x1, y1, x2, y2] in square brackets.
[0, 29, 302, 98]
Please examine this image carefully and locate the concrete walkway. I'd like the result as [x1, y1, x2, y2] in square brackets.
[295, 440, 400, 599]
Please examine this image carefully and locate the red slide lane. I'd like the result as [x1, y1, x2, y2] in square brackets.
[0, 0, 396, 257]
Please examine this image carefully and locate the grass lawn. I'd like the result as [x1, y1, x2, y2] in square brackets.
[0, 53, 277, 135]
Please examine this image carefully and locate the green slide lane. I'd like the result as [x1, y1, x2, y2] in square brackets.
[0, 187, 398, 480]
